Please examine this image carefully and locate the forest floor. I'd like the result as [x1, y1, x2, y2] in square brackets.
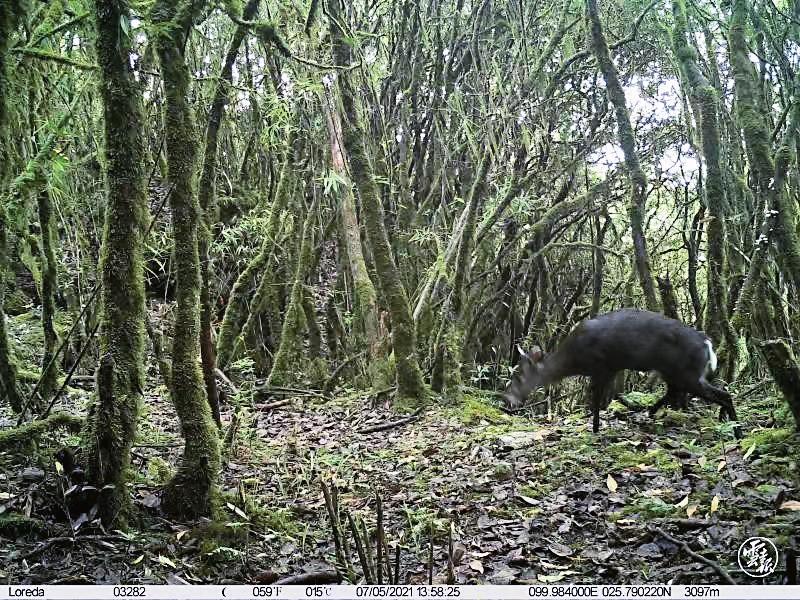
[2, 313, 800, 585]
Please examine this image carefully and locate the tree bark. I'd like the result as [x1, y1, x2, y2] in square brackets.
[153, 0, 221, 519]
[82, 0, 148, 527]
[324, 91, 383, 358]
[37, 188, 59, 404]
[329, 0, 428, 405]
[0, 1, 24, 413]
[729, 0, 800, 296]
[759, 339, 800, 431]
[671, 0, 736, 365]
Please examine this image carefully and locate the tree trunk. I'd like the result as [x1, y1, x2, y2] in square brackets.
[267, 199, 317, 387]
[197, 0, 260, 428]
[82, 0, 148, 527]
[759, 339, 800, 431]
[153, 0, 221, 519]
[0, 1, 24, 413]
[329, 0, 428, 406]
[586, 0, 659, 311]
[324, 92, 383, 358]
[729, 0, 800, 295]
[671, 0, 737, 368]
[37, 188, 59, 404]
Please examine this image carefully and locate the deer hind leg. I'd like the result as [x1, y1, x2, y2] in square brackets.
[648, 384, 683, 416]
[691, 378, 741, 438]
[589, 376, 614, 433]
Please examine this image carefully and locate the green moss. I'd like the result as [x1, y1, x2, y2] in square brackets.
[267, 199, 317, 387]
[251, 506, 301, 535]
[0, 514, 52, 538]
[192, 520, 249, 556]
[622, 497, 674, 519]
[458, 396, 511, 426]
[152, 0, 221, 520]
[0, 412, 83, 448]
[741, 427, 795, 455]
[146, 457, 175, 486]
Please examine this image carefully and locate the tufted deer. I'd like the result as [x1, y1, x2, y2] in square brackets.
[503, 309, 739, 436]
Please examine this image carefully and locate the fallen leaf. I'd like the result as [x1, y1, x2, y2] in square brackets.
[717, 459, 727, 472]
[156, 555, 176, 568]
[226, 502, 248, 520]
[537, 573, 565, 583]
[516, 494, 539, 506]
[675, 495, 689, 508]
[131, 555, 144, 566]
[743, 443, 756, 460]
[697, 456, 707, 467]
[710, 495, 720, 513]
[779, 500, 800, 511]
[606, 474, 618, 492]
[468, 560, 484, 574]
[686, 504, 698, 517]
[547, 541, 573, 557]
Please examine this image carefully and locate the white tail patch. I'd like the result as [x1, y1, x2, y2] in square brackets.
[705, 339, 717, 373]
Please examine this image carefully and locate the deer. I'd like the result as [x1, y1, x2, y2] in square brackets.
[502, 309, 740, 437]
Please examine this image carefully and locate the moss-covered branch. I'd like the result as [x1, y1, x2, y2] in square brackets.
[0, 412, 83, 449]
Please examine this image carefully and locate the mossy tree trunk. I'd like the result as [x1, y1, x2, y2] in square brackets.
[217, 147, 294, 370]
[0, 1, 24, 413]
[82, 0, 148, 527]
[728, 0, 800, 328]
[759, 339, 800, 431]
[329, 0, 428, 406]
[267, 199, 317, 387]
[323, 93, 382, 358]
[586, 0, 659, 312]
[153, 0, 221, 519]
[197, 0, 260, 426]
[671, 0, 737, 372]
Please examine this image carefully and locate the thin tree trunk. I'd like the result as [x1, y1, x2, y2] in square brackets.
[153, 0, 221, 519]
[197, 0, 260, 428]
[329, 0, 428, 405]
[267, 199, 317, 386]
[37, 188, 59, 404]
[586, 0, 659, 311]
[671, 0, 736, 361]
[82, 0, 148, 527]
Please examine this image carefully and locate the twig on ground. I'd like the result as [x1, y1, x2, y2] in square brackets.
[650, 526, 736, 584]
[357, 408, 423, 434]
